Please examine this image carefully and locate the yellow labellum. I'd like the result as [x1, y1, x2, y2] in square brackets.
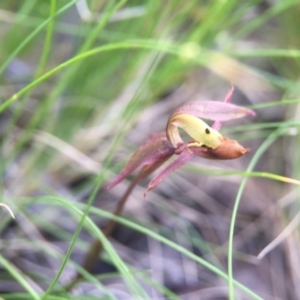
[167, 114, 223, 149]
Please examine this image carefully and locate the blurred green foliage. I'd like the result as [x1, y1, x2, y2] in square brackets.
[1, 1, 300, 299]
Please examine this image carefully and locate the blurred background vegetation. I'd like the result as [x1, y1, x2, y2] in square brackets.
[1, 0, 300, 299]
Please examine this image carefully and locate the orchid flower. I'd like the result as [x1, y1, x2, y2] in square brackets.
[76, 87, 255, 279]
[107, 86, 255, 195]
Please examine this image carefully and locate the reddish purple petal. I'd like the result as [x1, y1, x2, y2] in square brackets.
[107, 132, 175, 190]
[211, 120, 222, 131]
[172, 101, 255, 122]
[145, 148, 193, 194]
[212, 85, 234, 130]
[223, 85, 234, 103]
[169, 86, 255, 132]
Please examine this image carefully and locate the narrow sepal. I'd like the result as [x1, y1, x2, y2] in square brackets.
[145, 148, 193, 194]
[107, 132, 174, 190]
[171, 101, 255, 122]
